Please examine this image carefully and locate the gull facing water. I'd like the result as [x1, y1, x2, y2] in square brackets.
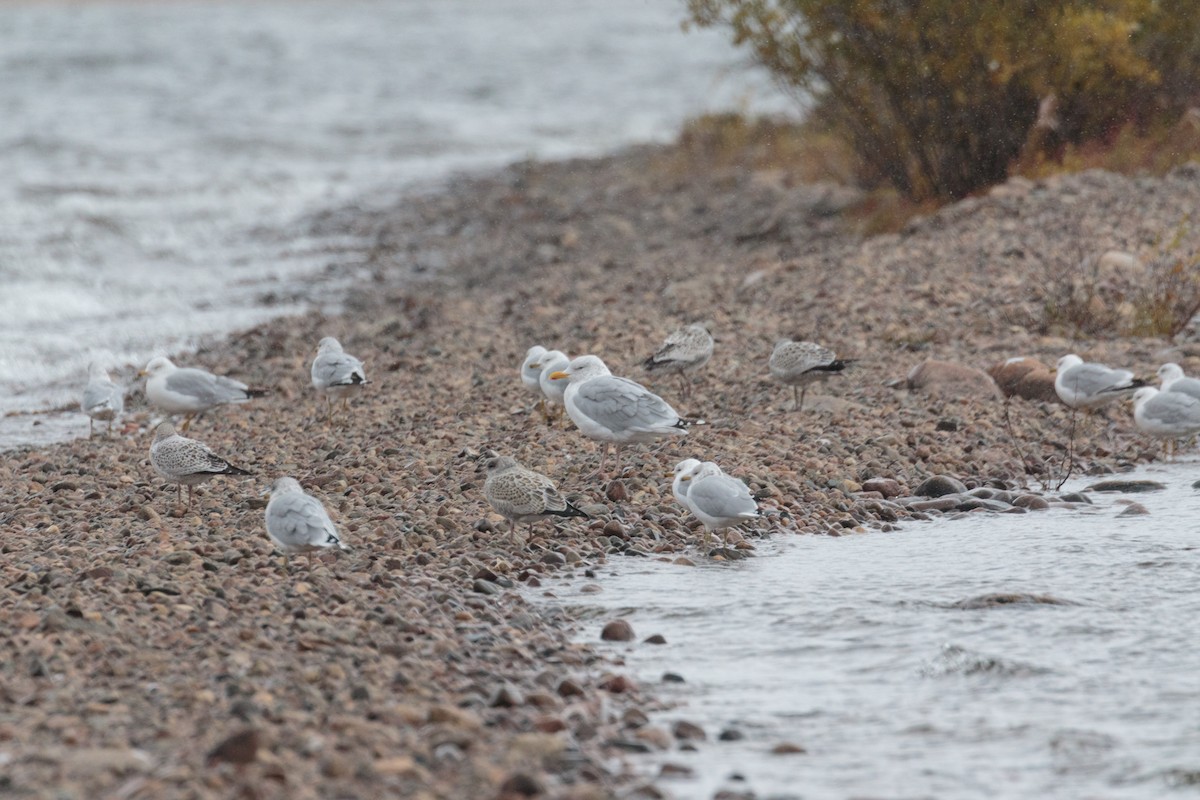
[311, 337, 369, 419]
[481, 455, 588, 541]
[550, 355, 688, 477]
[671, 459, 761, 550]
[1054, 354, 1146, 409]
[81, 362, 124, 438]
[1131, 386, 1200, 459]
[264, 477, 350, 569]
[769, 339, 852, 410]
[643, 323, 713, 398]
[149, 422, 250, 508]
[1157, 362, 1200, 402]
[141, 356, 266, 431]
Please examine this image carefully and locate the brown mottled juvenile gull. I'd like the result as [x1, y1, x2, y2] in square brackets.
[264, 477, 350, 570]
[1157, 362, 1200, 402]
[81, 361, 124, 438]
[769, 339, 852, 410]
[141, 356, 266, 431]
[311, 336, 369, 420]
[482, 455, 588, 541]
[643, 323, 713, 397]
[1132, 386, 1200, 460]
[149, 421, 250, 508]
[549, 354, 689, 477]
[672, 459, 760, 550]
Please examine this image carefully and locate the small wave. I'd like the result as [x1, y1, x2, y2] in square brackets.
[948, 592, 1079, 610]
[921, 644, 1050, 678]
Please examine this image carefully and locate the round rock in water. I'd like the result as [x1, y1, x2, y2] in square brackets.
[914, 475, 968, 498]
[600, 619, 635, 642]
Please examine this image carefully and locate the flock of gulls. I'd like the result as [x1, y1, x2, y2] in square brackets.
[77, 324, 1200, 568]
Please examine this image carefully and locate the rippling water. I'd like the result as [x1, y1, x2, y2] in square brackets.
[0, 0, 787, 449]
[539, 460, 1200, 799]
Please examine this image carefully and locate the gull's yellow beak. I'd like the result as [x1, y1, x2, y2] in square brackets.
[528, 361, 542, 370]
[548, 371, 568, 380]
[665, 472, 674, 479]
[136, 369, 148, 378]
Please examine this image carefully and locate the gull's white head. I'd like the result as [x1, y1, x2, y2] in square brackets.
[1132, 386, 1159, 406]
[269, 476, 304, 496]
[670, 458, 703, 502]
[521, 345, 549, 385]
[1055, 354, 1083, 373]
[317, 337, 343, 354]
[142, 356, 177, 378]
[1157, 363, 1184, 386]
[539, 352, 570, 386]
[550, 355, 612, 384]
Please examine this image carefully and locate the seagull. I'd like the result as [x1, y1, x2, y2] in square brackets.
[1131, 386, 1200, 460]
[264, 477, 350, 570]
[549, 355, 689, 478]
[149, 422, 250, 508]
[1053, 354, 1146, 409]
[769, 340, 852, 410]
[520, 345, 549, 410]
[481, 455, 588, 542]
[643, 323, 713, 398]
[141, 356, 266, 432]
[1157, 362, 1200, 402]
[81, 362, 124, 438]
[311, 337, 368, 420]
[537, 350, 570, 422]
[672, 459, 761, 551]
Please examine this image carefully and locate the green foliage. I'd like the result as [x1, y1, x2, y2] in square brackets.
[687, 0, 1200, 201]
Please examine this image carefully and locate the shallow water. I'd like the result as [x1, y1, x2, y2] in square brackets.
[0, 0, 788, 449]
[539, 460, 1200, 799]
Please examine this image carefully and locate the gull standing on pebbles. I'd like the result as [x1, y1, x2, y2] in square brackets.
[671, 459, 760, 551]
[1157, 363, 1200, 402]
[549, 355, 689, 478]
[1131, 387, 1200, 460]
[141, 356, 266, 432]
[521, 345, 549, 413]
[643, 323, 713, 398]
[311, 337, 369, 420]
[1053, 354, 1146, 409]
[149, 422, 250, 508]
[264, 477, 350, 570]
[537, 350, 570, 421]
[481, 455, 588, 542]
[81, 362, 124, 438]
[769, 340, 852, 410]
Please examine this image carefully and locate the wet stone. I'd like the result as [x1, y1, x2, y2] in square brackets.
[672, 720, 706, 741]
[914, 475, 968, 497]
[600, 619, 635, 642]
[1086, 480, 1167, 493]
[1118, 502, 1150, 516]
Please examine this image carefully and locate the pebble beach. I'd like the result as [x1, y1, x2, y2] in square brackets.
[5, 143, 1200, 799]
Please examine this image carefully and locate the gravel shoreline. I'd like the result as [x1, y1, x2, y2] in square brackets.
[6, 144, 1200, 799]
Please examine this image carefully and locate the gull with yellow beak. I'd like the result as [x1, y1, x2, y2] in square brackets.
[140, 356, 266, 432]
[550, 354, 689, 478]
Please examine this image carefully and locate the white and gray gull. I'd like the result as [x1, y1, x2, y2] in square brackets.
[1131, 386, 1200, 460]
[481, 455, 588, 541]
[1157, 362, 1200, 402]
[1054, 354, 1147, 409]
[149, 421, 250, 508]
[81, 361, 124, 438]
[549, 355, 689, 477]
[141, 356, 266, 431]
[643, 323, 713, 398]
[264, 477, 350, 569]
[769, 339, 853, 410]
[311, 336, 369, 419]
[672, 459, 761, 551]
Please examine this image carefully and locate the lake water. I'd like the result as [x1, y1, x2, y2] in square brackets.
[539, 459, 1200, 799]
[0, 0, 789, 449]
